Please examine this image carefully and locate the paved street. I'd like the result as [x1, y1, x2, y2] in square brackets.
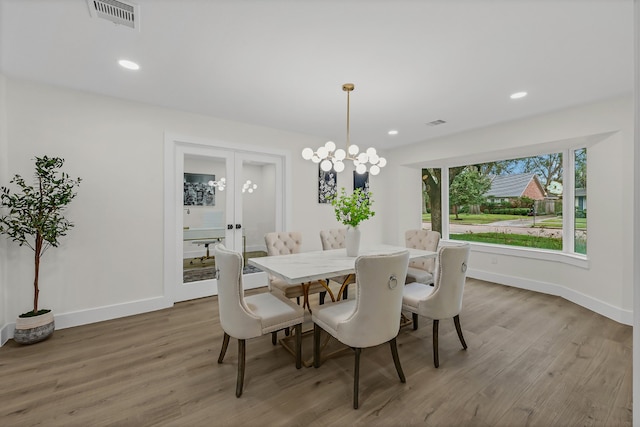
[423, 215, 566, 238]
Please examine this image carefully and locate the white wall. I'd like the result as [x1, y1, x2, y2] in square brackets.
[0, 74, 8, 343]
[0, 76, 350, 342]
[384, 95, 634, 324]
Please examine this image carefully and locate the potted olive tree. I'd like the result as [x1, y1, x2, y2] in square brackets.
[0, 156, 81, 344]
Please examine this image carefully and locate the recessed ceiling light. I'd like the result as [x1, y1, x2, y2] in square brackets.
[510, 91, 527, 99]
[118, 59, 140, 70]
[388, 130, 398, 135]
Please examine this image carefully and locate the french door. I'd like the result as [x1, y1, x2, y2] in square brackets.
[164, 136, 286, 303]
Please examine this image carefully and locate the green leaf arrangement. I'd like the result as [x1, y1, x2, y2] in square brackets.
[331, 187, 375, 228]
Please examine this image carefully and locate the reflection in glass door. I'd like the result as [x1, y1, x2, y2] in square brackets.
[182, 154, 229, 285]
[236, 153, 282, 288]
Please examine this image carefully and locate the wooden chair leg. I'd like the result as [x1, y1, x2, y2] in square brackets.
[313, 323, 322, 368]
[412, 313, 419, 330]
[433, 319, 439, 368]
[389, 337, 406, 383]
[236, 339, 246, 397]
[218, 332, 230, 363]
[354, 348, 361, 409]
[271, 331, 277, 345]
[454, 315, 467, 350]
[295, 324, 302, 369]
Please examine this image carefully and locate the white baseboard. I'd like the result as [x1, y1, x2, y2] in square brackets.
[0, 295, 173, 347]
[1, 322, 13, 346]
[468, 268, 632, 325]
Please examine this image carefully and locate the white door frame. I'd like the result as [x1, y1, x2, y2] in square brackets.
[163, 133, 290, 303]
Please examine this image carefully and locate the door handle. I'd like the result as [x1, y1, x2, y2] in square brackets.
[235, 224, 242, 229]
[227, 224, 233, 230]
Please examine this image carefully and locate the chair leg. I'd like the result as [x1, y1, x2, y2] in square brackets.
[313, 323, 322, 368]
[295, 324, 302, 369]
[271, 331, 277, 345]
[236, 339, 246, 397]
[412, 313, 419, 330]
[454, 314, 467, 350]
[296, 296, 300, 305]
[319, 290, 326, 305]
[389, 337, 406, 383]
[285, 327, 290, 336]
[432, 319, 439, 368]
[354, 347, 361, 409]
[342, 285, 348, 300]
[218, 332, 230, 363]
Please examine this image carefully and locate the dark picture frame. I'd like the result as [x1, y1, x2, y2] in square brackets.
[353, 171, 370, 194]
[184, 173, 216, 206]
[318, 166, 338, 203]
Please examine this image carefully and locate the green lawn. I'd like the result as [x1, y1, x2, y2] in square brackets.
[534, 217, 587, 230]
[421, 213, 525, 225]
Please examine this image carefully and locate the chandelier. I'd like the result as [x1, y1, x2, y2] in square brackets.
[301, 83, 386, 175]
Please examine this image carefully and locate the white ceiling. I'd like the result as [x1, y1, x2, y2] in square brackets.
[0, 0, 634, 151]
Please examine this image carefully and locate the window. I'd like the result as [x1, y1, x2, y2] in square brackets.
[422, 148, 586, 256]
[574, 148, 587, 254]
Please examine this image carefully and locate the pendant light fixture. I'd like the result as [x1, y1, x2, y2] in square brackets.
[301, 83, 386, 175]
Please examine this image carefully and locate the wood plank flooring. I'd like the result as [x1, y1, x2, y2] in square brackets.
[0, 278, 631, 426]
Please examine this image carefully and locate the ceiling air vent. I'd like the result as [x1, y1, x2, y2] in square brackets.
[426, 119, 447, 127]
[87, 0, 139, 30]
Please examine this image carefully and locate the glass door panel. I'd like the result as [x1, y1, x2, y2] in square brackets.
[176, 147, 234, 302]
[182, 154, 229, 283]
[237, 153, 283, 289]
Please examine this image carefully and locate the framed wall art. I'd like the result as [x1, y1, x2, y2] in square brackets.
[184, 173, 216, 206]
[353, 171, 370, 194]
[318, 166, 338, 203]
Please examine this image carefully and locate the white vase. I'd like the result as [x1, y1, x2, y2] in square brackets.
[346, 226, 361, 257]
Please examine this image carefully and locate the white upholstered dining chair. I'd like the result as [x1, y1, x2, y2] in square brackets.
[312, 250, 410, 409]
[405, 229, 441, 284]
[319, 228, 355, 300]
[264, 231, 329, 306]
[214, 244, 304, 397]
[402, 243, 470, 368]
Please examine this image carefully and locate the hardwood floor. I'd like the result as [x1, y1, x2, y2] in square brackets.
[0, 279, 631, 426]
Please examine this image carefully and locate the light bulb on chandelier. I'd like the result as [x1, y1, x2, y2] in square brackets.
[242, 180, 258, 193]
[207, 177, 226, 191]
[301, 83, 386, 176]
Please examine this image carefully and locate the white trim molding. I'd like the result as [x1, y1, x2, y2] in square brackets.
[469, 268, 632, 326]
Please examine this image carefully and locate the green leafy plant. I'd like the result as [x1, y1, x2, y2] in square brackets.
[0, 156, 81, 316]
[331, 187, 375, 228]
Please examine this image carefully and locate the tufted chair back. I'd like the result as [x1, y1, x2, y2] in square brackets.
[319, 228, 347, 250]
[405, 229, 441, 273]
[265, 231, 302, 256]
[263, 231, 329, 301]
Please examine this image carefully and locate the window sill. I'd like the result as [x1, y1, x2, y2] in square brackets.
[441, 239, 589, 269]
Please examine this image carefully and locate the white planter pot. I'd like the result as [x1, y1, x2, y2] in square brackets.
[14, 311, 55, 345]
[346, 226, 361, 257]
